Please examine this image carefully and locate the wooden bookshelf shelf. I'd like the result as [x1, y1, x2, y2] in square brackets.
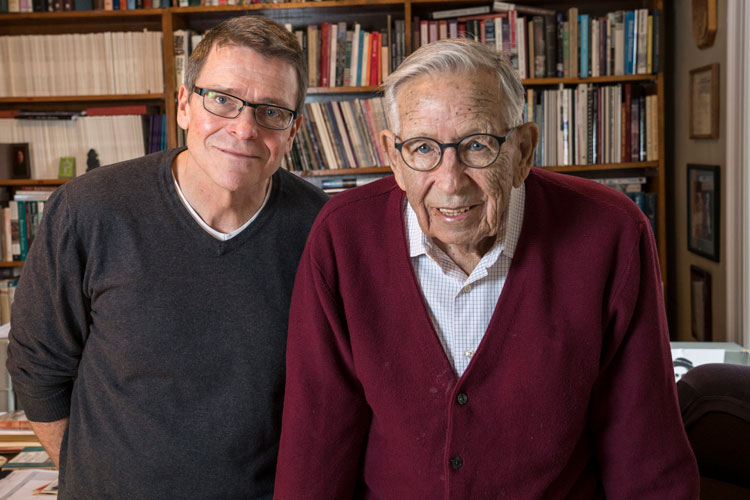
[0, 179, 70, 186]
[523, 74, 658, 86]
[298, 167, 392, 177]
[0, 94, 166, 104]
[545, 161, 660, 173]
[307, 86, 382, 95]
[0, 261, 24, 268]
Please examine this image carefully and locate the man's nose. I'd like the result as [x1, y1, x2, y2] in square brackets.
[227, 106, 261, 139]
[432, 147, 467, 194]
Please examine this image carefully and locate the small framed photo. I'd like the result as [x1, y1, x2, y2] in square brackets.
[690, 265, 712, 341]
[687, 164, 720, 261]
[689, 63, 720, 139]
[10, 143, 31, 179]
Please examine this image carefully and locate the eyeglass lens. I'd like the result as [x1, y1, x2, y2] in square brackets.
[401, 134, 502, 170]
[201, 89, 294, 130]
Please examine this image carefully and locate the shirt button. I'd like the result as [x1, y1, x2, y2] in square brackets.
[450, 456, 463, 470]
[464, 350, 474, 358]
[462, 285, 472, 293]
[456, 393, 468, 405]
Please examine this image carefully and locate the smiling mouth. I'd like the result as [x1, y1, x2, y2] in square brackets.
[437, 206, 473, 217]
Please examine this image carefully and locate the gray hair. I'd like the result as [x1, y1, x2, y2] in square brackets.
[382, 38, 525, 134]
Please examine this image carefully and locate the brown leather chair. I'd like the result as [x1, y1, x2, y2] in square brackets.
[677, 363, 750, 499]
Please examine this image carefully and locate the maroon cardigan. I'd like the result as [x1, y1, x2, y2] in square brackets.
[275, 169, 698, 499]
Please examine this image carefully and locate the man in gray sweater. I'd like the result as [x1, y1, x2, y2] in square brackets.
[6, 16, 327, 499]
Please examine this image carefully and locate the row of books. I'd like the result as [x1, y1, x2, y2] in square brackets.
[415, 6, 660, 79]
[2, 190, 54, 263]
[0, 0, 316, 10]
[0, 115, 147, 179]
[280, 97, 390, 172]
[0, 32, 164, 97]
[527, 83, 658, 168]
[299, 19, 406, 89]
[301, 173, 392, 196]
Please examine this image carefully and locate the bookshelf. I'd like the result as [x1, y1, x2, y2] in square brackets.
[0, 0, 668, 276]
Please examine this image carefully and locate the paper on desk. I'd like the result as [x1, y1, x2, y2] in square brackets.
[0, 470, 58, 500]
[671, 348, 725, 382]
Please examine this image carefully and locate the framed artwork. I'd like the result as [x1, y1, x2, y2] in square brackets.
[687, 164, 720, 261]
[690, 265, 712, 341]
[689, 63, 720, 138]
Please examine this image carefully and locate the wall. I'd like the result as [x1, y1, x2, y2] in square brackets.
[668, 1, 727, 341]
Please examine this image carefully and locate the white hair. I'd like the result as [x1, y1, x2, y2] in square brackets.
[382, 37, 525, 134]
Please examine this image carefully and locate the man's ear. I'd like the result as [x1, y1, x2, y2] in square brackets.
[176, 83, 191, 131]
[512, 121, 539, 187]
[380, 129, 407, 191]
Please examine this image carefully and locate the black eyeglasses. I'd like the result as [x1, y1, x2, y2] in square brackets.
[193, 86, 297, 130]
[394, 130, 515, 171]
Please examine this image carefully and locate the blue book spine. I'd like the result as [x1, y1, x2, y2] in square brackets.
[624, 10, 635, 74]
[73, 0, 92, 9]
[127, 0, 135, 9]
[112, 0, 118, 8]
[578, 14, 589, 78]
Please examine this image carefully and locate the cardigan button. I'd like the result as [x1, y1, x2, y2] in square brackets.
[450, 456, 463, 470]
[456, 393, 468, 405]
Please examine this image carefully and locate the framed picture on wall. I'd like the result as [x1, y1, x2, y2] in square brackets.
[690, 266, 712, 342]
[689, 63, 720, 139]
[687, 164, 720, 261]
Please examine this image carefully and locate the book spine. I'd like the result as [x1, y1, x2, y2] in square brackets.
[579, 14, 589, 78]
[652, 10, 661, 73]
[319, 23, 330, 88]
[544, 15, 556, 78]
[624, 10, 635, 74]
[555, 13, 564, 77]
[17, 201, 27, 261]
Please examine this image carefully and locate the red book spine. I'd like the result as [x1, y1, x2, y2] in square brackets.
[85, 105, 148, 116]
[319, 23, 331, 88]
[369, 31, 379, 86]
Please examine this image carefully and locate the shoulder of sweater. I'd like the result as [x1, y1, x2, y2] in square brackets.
[312, 175, 400, 228]
[526, 167, 649, 228]
[56, 148, 177, 202]
[273, 168, 330, 211]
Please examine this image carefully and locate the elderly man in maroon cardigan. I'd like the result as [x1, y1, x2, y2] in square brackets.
[275, 38, 699, 499]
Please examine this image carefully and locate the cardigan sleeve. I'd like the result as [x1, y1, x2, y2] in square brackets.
[6, 188, 89, 422]
[274, 225, 371, 499]
[589, 221, 699, 499]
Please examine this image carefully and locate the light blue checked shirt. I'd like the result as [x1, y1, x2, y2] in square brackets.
[405, 184, 525, 376]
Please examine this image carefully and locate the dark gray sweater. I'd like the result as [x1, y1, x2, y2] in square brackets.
[6, 148, 328, 499]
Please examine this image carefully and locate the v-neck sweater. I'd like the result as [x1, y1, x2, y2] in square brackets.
[275, 169, 698, 499]
[7, 148, 328, 499]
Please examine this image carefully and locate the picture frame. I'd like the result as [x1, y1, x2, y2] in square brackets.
[687, 164, 720, 261]
[689, 63, 720, 139]
[690, 265, 712, 342]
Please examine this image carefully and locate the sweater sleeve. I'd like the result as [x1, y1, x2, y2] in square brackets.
[275, 225, 371, 499]
[6, 188, 89, 422]
[589, 221, 699, 499]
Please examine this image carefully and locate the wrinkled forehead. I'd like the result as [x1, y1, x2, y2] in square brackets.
[396, 70, 506, 133]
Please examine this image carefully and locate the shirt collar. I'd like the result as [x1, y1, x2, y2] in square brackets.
[405, 183, 526, 264]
